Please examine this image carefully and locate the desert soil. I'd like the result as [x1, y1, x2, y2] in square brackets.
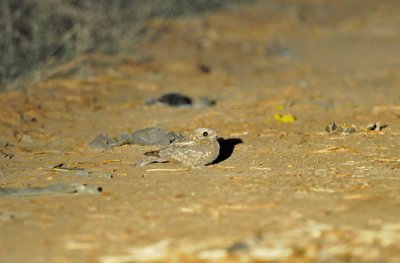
[1, 1, 400, 262]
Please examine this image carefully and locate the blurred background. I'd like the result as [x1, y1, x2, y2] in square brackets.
[0, 0, 249, 85]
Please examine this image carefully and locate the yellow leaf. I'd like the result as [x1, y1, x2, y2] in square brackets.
[274, 114, 296, 123]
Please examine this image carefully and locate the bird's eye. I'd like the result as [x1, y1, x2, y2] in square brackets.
[203, 131, 208, 137]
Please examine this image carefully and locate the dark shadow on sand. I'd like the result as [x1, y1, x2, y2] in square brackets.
[212, 138, 243, 164]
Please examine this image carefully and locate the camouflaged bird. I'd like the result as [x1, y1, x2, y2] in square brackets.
[135, 128, 220, 168]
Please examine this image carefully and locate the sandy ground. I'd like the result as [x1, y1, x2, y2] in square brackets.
[1, 0, 400, 262]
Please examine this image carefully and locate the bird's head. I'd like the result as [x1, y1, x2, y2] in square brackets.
[192, 128, 218, 141]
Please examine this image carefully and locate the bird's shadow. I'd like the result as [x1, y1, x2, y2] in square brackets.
[212, 137, 243, 164]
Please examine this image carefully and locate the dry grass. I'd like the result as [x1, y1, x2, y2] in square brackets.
[0, 0, 248, 87]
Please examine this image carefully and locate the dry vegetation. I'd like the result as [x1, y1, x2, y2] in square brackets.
[0, 0, 247, 85]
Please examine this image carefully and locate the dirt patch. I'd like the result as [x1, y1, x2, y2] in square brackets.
[1, 1, 400, 262]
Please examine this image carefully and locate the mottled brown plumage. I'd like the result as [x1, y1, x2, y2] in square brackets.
[136, 128, 220, 168]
